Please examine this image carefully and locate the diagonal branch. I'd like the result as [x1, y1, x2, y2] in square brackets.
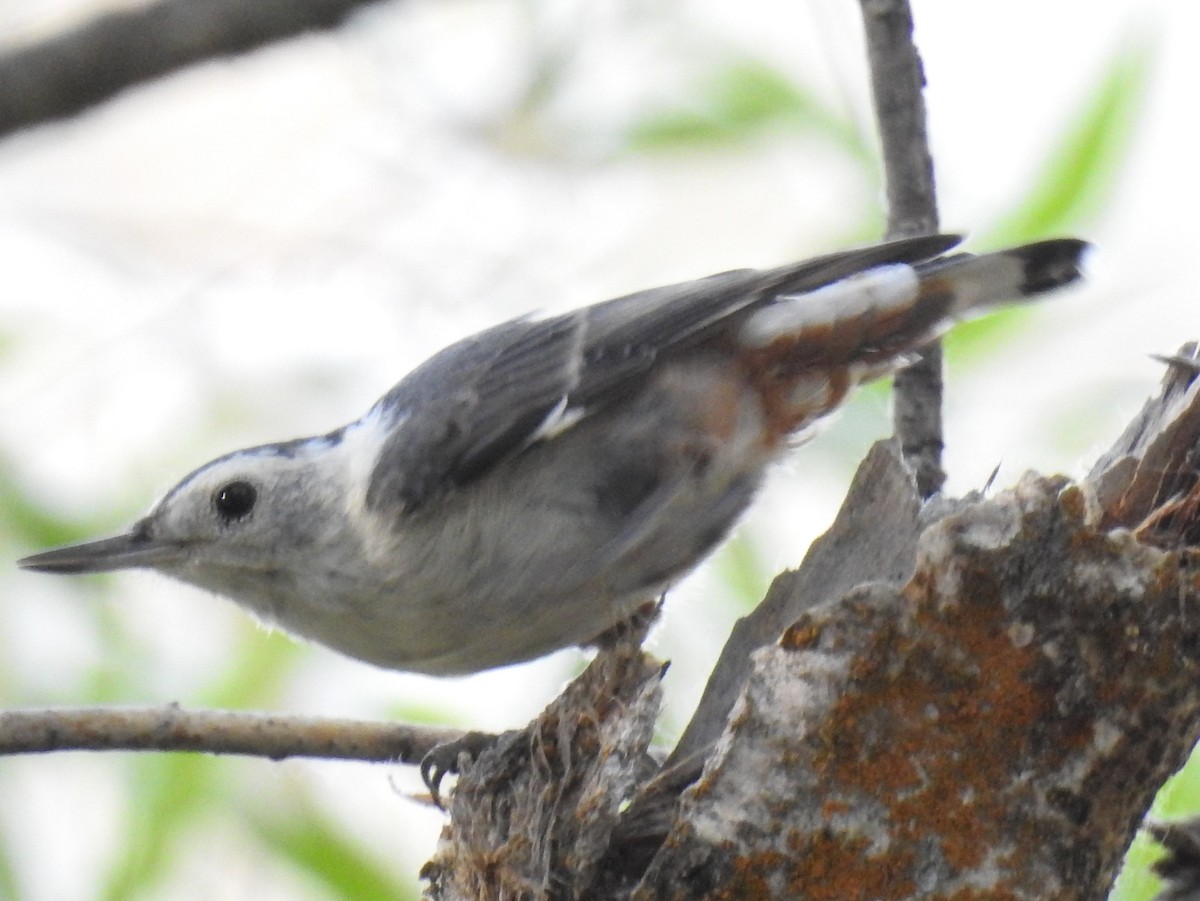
[0, 0, 389, 138]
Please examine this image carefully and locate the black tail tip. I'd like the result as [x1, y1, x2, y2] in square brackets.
[1010, 238, 1092, 295]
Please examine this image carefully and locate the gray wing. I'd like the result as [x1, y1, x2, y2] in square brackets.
[366, 234, 961, 513]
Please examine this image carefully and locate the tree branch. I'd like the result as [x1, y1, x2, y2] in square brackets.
[0, 704, 462, 766]
[859, 0, 945, 498]
[859, 0, 939, 238]
[0, 0, 389, 139]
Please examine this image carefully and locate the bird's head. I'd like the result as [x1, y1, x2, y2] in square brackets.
[19, 433, 368, 618]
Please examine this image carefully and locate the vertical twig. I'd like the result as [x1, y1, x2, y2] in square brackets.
[858, 0, 944, 497]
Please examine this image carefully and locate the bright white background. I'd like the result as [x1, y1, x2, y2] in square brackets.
[0, 0, 1193, 898]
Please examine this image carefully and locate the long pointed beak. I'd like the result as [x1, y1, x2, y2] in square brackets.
[18, 525, 186, 575]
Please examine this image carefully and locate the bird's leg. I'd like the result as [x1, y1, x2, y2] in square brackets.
[585, 598, 664, 652]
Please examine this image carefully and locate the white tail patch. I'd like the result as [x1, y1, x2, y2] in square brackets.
[738, 263, 920, 349]
[936, 253, 1027, 317]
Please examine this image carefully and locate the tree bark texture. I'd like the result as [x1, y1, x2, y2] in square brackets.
[0, 705, 461, 765]
[422, 354, 1200, 900]
[859, 0, 945, 499]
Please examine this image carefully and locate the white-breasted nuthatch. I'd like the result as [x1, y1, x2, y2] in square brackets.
[20, 235, 1088, 675]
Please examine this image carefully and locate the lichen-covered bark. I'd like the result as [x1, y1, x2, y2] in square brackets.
[425, 357, 1200, 900]
[634, 473, 1200, 900]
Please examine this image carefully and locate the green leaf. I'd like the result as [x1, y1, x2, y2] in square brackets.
[946, 38, 1152, 366]
[1109, 737, 1200, 900]
[982, 36, 1153, 246]
[1151, 745, 1200, 820]
[1109, 830, 1165, 901]
[625, 58, 872, 164]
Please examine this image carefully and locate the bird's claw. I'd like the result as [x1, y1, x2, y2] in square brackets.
[419, 730, 497, 808]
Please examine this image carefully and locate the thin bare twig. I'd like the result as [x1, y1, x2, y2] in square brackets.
[858, 0, 944, 498]
[0, 705, 463, 764]
[0, 0, 389, 138]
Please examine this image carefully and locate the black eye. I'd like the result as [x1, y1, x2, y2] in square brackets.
[213, 481, 257, 523]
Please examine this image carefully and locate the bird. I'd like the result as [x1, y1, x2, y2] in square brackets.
[20, 234, 1088, 676]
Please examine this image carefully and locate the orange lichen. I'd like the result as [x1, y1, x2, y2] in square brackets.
[781, 622, 824, 651]
[713, 850, 788, 900]
[807, 559, 1054, 887]
[820, 798, 851, 818]
[784, 829, 916, 901]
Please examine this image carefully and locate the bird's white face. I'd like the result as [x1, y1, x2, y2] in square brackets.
[22, 438, 374, 625]
[152, 448, 325, 571]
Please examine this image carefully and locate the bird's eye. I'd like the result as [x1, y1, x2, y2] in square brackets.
[213, 480, 257, 523]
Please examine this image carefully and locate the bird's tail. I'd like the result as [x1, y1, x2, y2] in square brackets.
[916, 238, 1091, 318]
[738, 238, 1090, 355]
[734, 237, 1090, 438]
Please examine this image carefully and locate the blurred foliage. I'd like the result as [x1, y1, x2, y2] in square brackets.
[0, 453, 107, 552]
[710, 532, 771, 612]
[0, 3, 1170, 900]
[1112, 760, 1200, 901]
[625, 57, 875, 166]
[0, 840, 17, 901]
[947, 36, 1152, 367]
[245, 795, 418, 901]
[981, 36, 1152, 248]
[100, 754, 225, 901]
[1113, 831, 1166, 901]
[97, 631, 306, 899]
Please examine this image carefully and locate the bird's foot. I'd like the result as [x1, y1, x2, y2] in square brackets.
[419, 730, 497, 808]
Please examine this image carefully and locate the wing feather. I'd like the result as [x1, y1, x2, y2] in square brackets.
[366, 234, 960, 512]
